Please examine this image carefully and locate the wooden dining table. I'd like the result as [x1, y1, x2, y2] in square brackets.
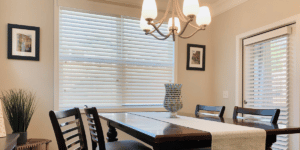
[98, 112, 300, 150]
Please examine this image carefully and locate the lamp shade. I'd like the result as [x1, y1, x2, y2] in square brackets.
[140, 17, 153, 31]
[168, 17, 181, 33]
[142, 0, 158, 20]
[183, 0, 200, 17]
[196, 6, 211, 26]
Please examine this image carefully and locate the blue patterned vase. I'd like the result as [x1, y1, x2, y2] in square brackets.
[164, 84, 183, 118]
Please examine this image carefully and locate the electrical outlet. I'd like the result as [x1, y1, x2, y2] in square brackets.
[223, 91, 229, 99]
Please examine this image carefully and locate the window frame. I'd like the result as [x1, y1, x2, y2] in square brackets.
[54, 6, 178, 112]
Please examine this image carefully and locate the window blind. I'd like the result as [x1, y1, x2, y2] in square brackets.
[59, 7, 174, 110]
[244, 34, 290, 150]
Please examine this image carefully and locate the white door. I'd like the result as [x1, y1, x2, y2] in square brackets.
[243, 24, 296, 150]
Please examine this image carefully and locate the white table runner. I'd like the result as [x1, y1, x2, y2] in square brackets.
[130, 112, 266, 150]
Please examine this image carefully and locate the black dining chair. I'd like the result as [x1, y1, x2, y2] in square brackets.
[233, 106, 280, 124]
[84, 107, 152, 150]
[49, 108, 88, 150]
[195, 105, 225, 118]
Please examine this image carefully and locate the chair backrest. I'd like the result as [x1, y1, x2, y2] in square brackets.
[49, 108, 88, 150]
[84, 107, 106, 150]
[195, 105, 225, 118]
[233, 106, 280, 124]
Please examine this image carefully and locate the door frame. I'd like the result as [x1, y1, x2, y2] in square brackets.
[235, 14, 300, 149]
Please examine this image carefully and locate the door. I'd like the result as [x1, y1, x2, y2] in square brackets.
[243, 24, 295, 150]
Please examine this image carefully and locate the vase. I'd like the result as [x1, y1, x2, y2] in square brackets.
[16, 132, 27, 145]
[164, 84, 183, 118]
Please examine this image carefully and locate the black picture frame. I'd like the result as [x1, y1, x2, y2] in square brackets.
[186, 44, 205, 71]
[7, 24, 40, 61]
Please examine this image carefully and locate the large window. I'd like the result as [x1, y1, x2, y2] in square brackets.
[58, 7, 174, 110]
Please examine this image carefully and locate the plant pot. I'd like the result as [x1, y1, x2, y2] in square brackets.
[16, 132, 27, 145]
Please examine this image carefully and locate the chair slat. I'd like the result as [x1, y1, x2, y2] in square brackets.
[60, 119, 79, 127]
[74, 146, 81, 150]
[86, 116, 94, 121]
[65, 133, 80, 141]
[89, 126, 97, 132]
[62, 126, 79, 135]
[91, 136, 98, 142]
[88, 121, 95, 126]
[67, 139, 81, 149]
[90, 131, 98, 137]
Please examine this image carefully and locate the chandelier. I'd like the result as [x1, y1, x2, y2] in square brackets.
[140, 0, 211, 41]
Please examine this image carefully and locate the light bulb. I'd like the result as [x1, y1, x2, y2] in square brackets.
[183, 0, 200, 17]
[140, 17, 153, 31]
[141, 0, 158, 20]
[168, 17, 181, 33]
[196, 6, 211, 26]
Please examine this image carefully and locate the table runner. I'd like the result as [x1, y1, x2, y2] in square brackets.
[130, 112, 266, 150]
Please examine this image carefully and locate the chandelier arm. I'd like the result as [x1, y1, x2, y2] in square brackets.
[178, 18, 193, 36]
[189, 23, 202, 30]
[179, 28, 205, 39]
[172, 30, 175, 41]
[146, 31, 173, 40]
[175, 0, 188, 22]
[153, 0, 172, 26]
[149, 23, 168, 37]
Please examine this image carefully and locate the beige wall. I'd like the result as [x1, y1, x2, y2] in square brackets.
[0, 0, 56, 148]
[177, 26, 214, 114]
[211, 0, 300, 118]
[3, 0, 300, 149]
[0, 0, 212, 149]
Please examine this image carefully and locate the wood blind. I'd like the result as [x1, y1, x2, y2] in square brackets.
[244, 33, 290, 150]
[59, 7, 174, 110]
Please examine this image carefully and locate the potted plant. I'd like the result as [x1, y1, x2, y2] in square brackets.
[1, 89, 37, 145]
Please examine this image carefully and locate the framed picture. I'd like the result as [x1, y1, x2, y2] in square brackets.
[186, 44, 205, 71]
[8, 24, 40, 61]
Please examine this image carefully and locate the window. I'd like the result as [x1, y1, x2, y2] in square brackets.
[243, 26, 293, 150]
[58, 7, 174, 110]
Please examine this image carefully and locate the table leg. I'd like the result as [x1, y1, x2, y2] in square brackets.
[106, 121, 118, 142]
[266, 135, 276, 150]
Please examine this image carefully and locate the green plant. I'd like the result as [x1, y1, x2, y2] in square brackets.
[1, 89, 37, 133]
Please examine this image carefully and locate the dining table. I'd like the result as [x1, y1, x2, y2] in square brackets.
[98, 112, 300, 150]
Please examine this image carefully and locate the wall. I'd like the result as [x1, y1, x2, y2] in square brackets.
[0, 0, 212, 149]
[177, 26, 214, 114]
[0, 0, 56, 149]
[211, 0, 300, 117]
[210, 0, 300, 148]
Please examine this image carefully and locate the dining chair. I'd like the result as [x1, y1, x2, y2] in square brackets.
[233, 106, 280, 124]
[195, 105, 226, 118]
[84, 107, 152, 150]
[49, 108, 88, 150]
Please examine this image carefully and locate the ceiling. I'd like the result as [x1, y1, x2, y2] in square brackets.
[90, 0, 248, 17]
[103, 0, 221, 9]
